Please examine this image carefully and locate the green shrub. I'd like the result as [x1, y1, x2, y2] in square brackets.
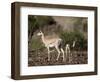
[60, 30, 87, 50]
[29, 38, 44, 50]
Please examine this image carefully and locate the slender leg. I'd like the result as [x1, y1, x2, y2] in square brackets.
[47, 47, 50, 61]
[67, 45, 71, 63]
[68, 47, 70, 55]
[61, 48, 65, 61]
[55, 46, 60, 61]
[65, 47, 67, 58]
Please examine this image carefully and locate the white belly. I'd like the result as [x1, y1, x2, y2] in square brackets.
[49, 44, 55, 47]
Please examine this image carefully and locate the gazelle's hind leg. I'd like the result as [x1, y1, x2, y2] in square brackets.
[47, 47, 50, 61]
[61, 48, 65, 61]
[55, 46, 61, 61]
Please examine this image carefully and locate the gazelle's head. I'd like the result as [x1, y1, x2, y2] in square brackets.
[37, 31, 43, 36]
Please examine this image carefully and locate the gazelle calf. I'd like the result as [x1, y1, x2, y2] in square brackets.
[37, 31, 65, 61]
[65, 41, 76, 56]
[65, 41, 76, 62]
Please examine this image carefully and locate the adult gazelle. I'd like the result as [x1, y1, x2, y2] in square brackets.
[37, 31, 64, 61]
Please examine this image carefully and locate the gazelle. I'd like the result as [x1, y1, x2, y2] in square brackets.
[65, 41, 76, 56]
[65, 41, 76, 63]
[37, 31, 65, 61]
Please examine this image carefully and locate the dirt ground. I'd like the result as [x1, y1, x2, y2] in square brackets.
[28, 48, 88, 66]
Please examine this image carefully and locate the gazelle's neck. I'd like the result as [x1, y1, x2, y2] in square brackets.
[41, 33, 45, 44]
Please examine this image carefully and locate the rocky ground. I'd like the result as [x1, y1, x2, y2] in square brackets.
[28, 48, 88, 66]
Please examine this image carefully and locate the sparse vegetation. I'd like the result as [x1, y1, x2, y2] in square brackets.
[60, 30, 87, 50]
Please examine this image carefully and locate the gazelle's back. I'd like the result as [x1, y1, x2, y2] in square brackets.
[45, 37, 60, 44]
[44, 35, 61, 46]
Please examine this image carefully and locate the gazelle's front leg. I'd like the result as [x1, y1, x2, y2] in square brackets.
[47, 47, 50, 61]
[55, 46, 61, 61]
[61, 48, 65, 61]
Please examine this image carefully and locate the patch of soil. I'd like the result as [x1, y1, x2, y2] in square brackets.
[28, 49, 88, 66]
